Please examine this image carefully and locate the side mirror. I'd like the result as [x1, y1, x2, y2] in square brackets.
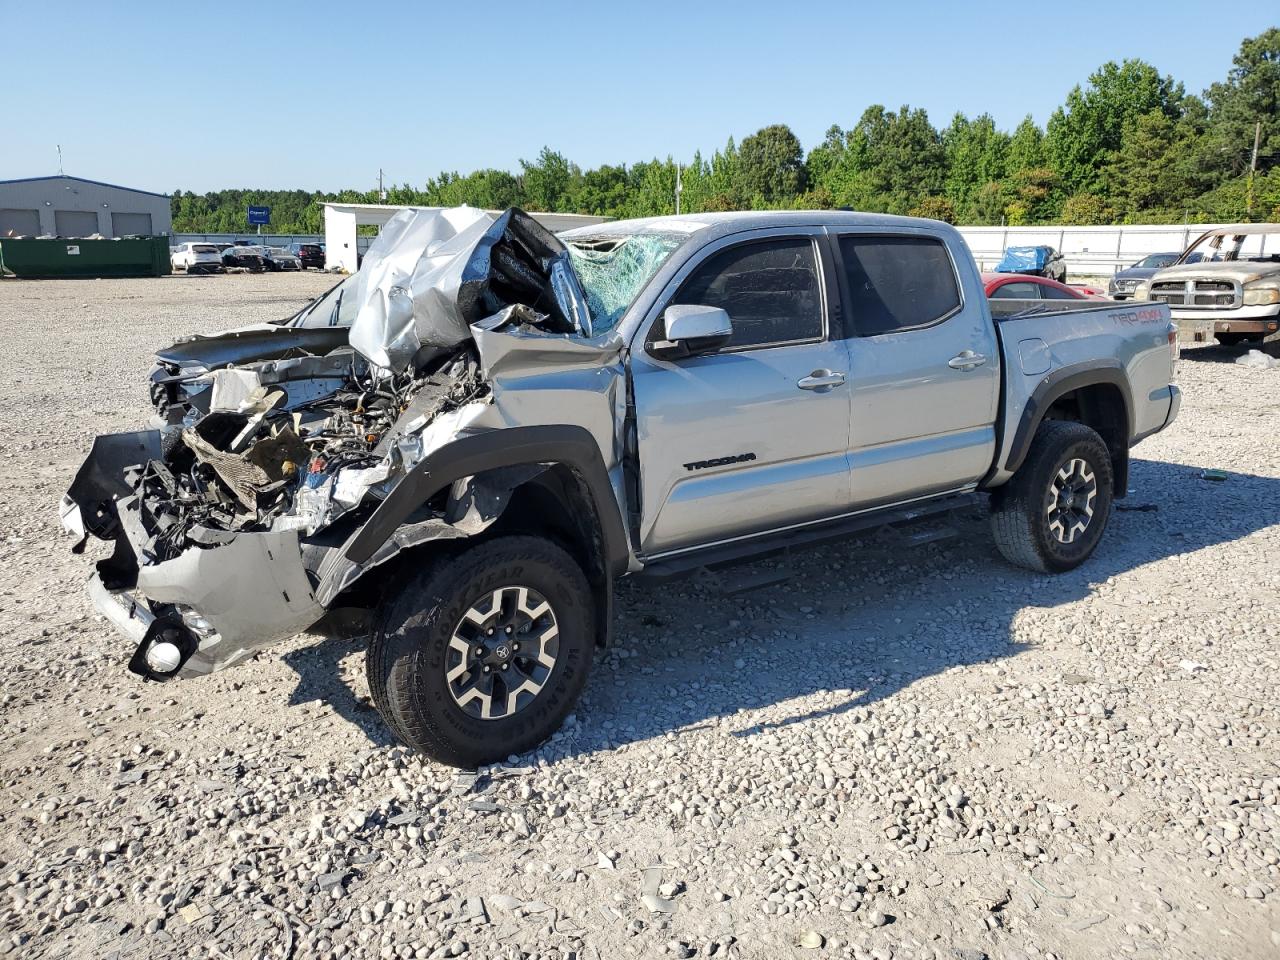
[650, 304, 733, 360]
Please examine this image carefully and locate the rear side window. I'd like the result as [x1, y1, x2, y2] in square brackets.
[668, 238, 823, 349]
[837, 235, 961, 335]
[1040, 285, 1078, 301]
[990, 281, 1041, 300]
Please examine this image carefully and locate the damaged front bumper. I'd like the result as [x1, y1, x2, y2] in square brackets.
[62, 432, 326, 680]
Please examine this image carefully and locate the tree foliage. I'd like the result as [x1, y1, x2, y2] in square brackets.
[172, 31, 1280, 234]
[736, 125, 808, 203]
[1045, 59, 1185, 198]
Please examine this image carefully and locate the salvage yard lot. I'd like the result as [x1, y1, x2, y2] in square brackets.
[1, 273, 1278, 959]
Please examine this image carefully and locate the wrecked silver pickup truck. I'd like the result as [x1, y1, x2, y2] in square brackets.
[63, 208, 1181, 766]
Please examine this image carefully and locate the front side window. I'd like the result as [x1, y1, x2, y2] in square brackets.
[838, 235, 961, 335]
[666, 238, 823, 350]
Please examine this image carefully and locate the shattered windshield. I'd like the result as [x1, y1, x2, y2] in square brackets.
[565, 233, 686, 333]
[1181, 231, 1279, 264]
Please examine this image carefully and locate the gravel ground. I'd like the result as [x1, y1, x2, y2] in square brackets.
[1, 272, 1278, 960]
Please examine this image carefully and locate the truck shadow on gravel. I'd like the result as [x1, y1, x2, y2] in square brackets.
[279, 458, 1280, 759]
[1179, 341, 1280, 363]
[281, 632, 398, 747]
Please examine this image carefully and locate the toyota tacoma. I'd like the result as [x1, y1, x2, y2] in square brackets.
[62, 208, 1182, 766]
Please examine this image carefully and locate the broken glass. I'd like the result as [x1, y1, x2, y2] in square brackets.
[566, 233, 685, 333]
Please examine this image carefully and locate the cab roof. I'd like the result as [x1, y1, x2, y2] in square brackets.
[559, 209, 952, 240]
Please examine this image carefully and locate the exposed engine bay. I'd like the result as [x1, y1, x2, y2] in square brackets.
[132, 350, 487, 561]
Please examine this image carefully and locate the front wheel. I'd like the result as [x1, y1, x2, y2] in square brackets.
[990, 421, 1114, 573]
[367, 536, 595, 766]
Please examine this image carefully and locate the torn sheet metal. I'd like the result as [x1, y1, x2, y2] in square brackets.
[347, 207, 593, 373]
[471, 309, 625, 381]
[208, 353, 354, 413]
[311, 465, 548, 607]
[61, 205, 646, 681]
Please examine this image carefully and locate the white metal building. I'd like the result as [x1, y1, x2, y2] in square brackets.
[322, 202, 609, 273]
[0, 175, 171, 238]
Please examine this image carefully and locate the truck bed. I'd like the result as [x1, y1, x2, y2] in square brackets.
[985, 297, 1176, 487]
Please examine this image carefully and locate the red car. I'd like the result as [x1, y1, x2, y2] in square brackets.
[982, 272, 1094, 301]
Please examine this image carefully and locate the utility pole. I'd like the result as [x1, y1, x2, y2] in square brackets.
[378, 168, 387, 203]
[1246, 120, 1261, 218]
[675, 162, 682, 215]
[56, 144, 63, 175]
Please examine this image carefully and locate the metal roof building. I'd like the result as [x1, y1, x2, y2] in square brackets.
[0, 175, 171, 239]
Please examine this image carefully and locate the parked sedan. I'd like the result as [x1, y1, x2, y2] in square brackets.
[983, 273, 1088, 301]
[264, 247, 302, 272]
[221, 245, 268, 271]
[1107, 252, 1200, 300]
[287, 242, 325, 270]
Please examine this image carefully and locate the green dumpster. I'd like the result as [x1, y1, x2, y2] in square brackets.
[0, 236, 172, 279]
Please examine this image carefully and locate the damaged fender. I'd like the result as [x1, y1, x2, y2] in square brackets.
[343, 424, 629, 573]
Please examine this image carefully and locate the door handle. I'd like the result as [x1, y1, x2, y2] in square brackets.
[797, 369, 846, 391]
[948, 350, 987, 370]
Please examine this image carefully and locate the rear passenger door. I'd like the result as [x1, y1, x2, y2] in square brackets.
[832, 231, 1000, 507]
[630, 230, 853, 556]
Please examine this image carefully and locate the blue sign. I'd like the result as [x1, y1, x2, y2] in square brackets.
[247, 205, 271, 226]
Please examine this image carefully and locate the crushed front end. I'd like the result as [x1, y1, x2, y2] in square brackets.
[62, 349, 492, 680]
[61, 206, 625, 682]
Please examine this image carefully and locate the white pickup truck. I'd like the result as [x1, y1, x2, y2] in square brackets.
[1135, 222, 1280, 345]
[63, 209, 1181, 765]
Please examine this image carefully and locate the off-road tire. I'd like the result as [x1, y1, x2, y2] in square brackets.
[990, 420, 1114, 573]
[367, 536, 595, 767]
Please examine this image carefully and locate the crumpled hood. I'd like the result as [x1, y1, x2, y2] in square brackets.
[347, 207, 593, 373]
[1152, 261, 1280, 285]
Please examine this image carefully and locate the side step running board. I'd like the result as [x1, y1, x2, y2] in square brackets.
[637, 492, 980, 581]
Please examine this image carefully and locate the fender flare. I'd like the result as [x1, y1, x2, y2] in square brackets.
[1003, 361, 1133, 474]
[344, 425, 630, 578]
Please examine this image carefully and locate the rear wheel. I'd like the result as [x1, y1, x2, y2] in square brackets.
[367, 536, 595, 766]
[991, 421, 1114, 573]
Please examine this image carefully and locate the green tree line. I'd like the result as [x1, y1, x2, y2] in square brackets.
[173, 29, 1280, 234]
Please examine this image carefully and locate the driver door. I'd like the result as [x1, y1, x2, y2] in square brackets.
[629, 229, 853, 557]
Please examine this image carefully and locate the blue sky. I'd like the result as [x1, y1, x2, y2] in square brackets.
[4, 2, 1275, 194]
